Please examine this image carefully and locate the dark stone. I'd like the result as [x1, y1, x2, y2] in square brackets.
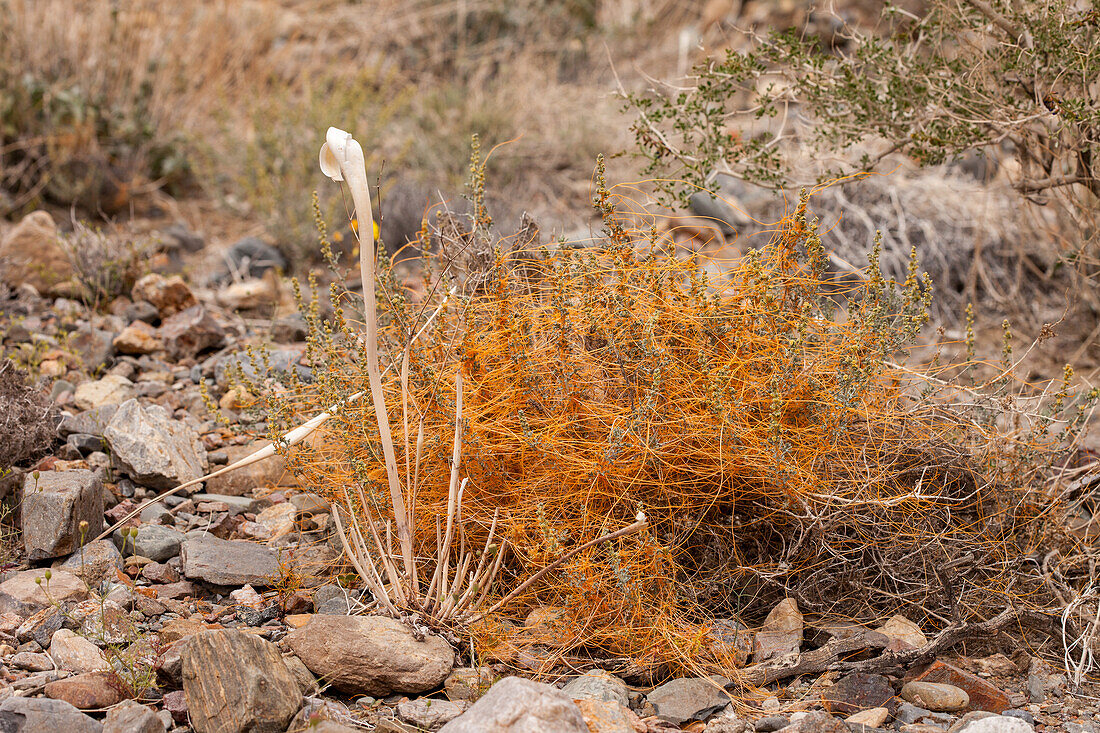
[238, 603, 280, 627]
[67, 433, 106, 454]
[124, 300, 161, 326]
[823, 673, 896, 715]
[58, 404, 118, 438]
[755, 715, 789, 731]
[158, 306, 225, 360]
[224, 237, 287, 279]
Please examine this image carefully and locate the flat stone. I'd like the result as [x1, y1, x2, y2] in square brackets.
[646, 677, 730, 725]
[181, 629, 302, 733]
[21, 469, 104, 560]
[180, 535, 278, 586]
[70, 598, 133, 645]
[773, 711, 847, 732]
[439, 676, 588, 732]
[104, 399, 207, 490]
[113, 321, 163, 355]
[754, 715, 788, 732]
[69, 326, 116, 372]
[290, 492, 330, 514]
[287, 614, 454, 696]
[823, 672, 895, 715]
[44, 670, 127, 709]
[911, 660, 1011, 713]
[11, 650, 54, 671]
[58, 405, 119, 438]
[753, 598, 803, 662]
[396, 698, 468, 730]
[50, 628, 108, 673]
[0, 696, 102, 732]
[846, 707, 890, 727]
[16, 606, 66, 647]
[103, 699, 167, 733]
[0, 568, 89, 616]
[902, 681, 970, 712]
[114, 524, 185, 562]
[74, 375, 135, 411]
[158, 305, 225, 360]
[562, 669, 630, 707]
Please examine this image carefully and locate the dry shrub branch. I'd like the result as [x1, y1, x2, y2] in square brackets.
[243, 152, 1092, 678]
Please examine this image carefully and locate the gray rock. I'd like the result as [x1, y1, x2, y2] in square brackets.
[272, 314, 308, 343]
[951, 716, 1034, 733]
[104, 399, 207, 490]
[439, 676, 588, 733]
[0, 568, 89, 616]
[73, 375, 135, 411]
[139, 502, 171, 524]
[0, 695, 103, 732]
[646, 677, 731, 725]
[103, 700, 166, 733]
[181, 629, 301, 733]
[224, 236, 287, 279]
[67, 433, 106, 454]
[999, 711, 1034, 726]
[11, 650, 54, 671]
[561, 669, 629, 707]
[55, 539, 123, 587]
[158, 305, 225, 360]
[58, 402, 118, 435]
[287, 614, 454, 696]
[1025, 674, 1044, 703]
[755, 716, 789, 732]
[775, 711, 847, 732]
[397, 698, 468, 730]
[114, 524, 185, 562]
[69, 326, 116, 372]
[180, 535, 278, 586]
[21, 469, 104, 560]
[896, 703, 934, 724]
[290, 492, 330, 514]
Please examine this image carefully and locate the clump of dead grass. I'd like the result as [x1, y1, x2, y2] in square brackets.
[0, 360, 56, 471]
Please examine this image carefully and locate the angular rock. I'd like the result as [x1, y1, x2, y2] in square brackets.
[287, 614, 454, 696]
[901, 681, 969, 712]
[0, 696, 102, 732]
[0, 210, 73, 294]
[255, 502, 295, 539]
[103, 700, 167, 733]
[846, 707, 890, 727]
[180, 535, 278, 586]
[114, 524, 185, 562]
[875, 614, 927, 650]
[158, 305, 225, 360]
[910, 660, 1011, 713]
[562, 669, 630, 707]
[774, 711, 847, 732]
[217, 276, 278, 310]
[0, 568, 89, 615]
[397, 698, 468, 730]
[113, 321, 163, 355]
[16, 605, 66, 647]
[646, 677, 730, 725]
[181, 629, 302, 733]
[575, 699, 645, 733]
[74, 375, 135, 411]
[951, 716, 1034, 733]
[444, 667, 497, 702]
[822, 672, 895, 715]
[69, 326, 116, 372]
[754, 716, 788, 732]
[21, 469, 104, 560]
[59, 404, 119, 438]
[70, 598, 134, 645]
[753, 598, 803, 662]
[439, 676, 588, 732]
[131, 274, 197, 318]
[44, 671, 127, 709]
[50, 628, 108, 673]
[104, 399, 207, 490]
[202, 442, 289, 496]
[189, 493, 268, 513]
[12, 650, 54, 671]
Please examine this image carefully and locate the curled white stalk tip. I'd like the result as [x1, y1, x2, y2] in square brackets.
[319, 127, 357, 182]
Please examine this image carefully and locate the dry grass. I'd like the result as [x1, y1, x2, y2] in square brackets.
[244, 167, 1091, 678]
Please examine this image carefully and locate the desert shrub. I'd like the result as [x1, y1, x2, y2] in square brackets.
[59, 222, 155, 310]
[242, 148, 1090, 676]
[625, 0, 1100, 242]
[0, 360, 55, 470]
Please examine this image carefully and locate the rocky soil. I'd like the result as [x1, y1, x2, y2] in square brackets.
[0, 209, 1096, 732]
